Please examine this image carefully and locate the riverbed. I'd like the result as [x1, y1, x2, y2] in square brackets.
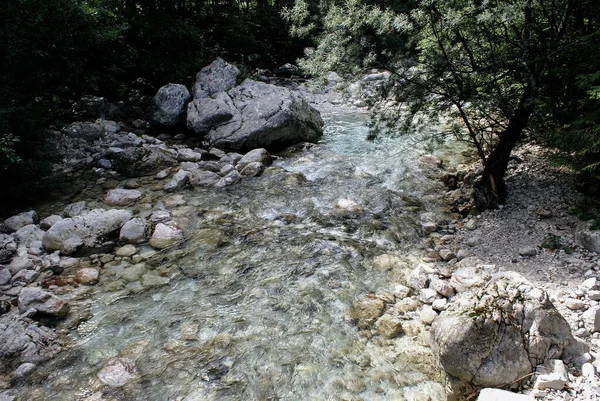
[13, 110, 458, 401]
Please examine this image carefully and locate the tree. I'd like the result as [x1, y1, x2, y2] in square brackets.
[288, 0, 600, 209]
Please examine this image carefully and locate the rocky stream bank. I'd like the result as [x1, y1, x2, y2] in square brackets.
[0, 59, 599, 401]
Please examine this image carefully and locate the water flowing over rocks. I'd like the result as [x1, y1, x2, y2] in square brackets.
[1, 69, 600, 401]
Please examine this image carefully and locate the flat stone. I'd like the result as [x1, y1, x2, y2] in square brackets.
[104, 189, 143, 206]
[565, 298, 585, 310]
[4, 211, 37, 232]
[534, 359, 569, 390]
[115, 245, 137, 257]
[477, 388, 534, 401]
[141, 273, 170, 287]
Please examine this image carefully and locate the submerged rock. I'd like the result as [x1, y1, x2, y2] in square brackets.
[349, 296, 385, 326]
[97, 357, 136, 387]
[149, 223, 183, 249]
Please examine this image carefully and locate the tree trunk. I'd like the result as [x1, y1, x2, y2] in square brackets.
[474, 92, 535, 210]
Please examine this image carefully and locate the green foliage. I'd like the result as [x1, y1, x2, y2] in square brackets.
[541, 233, 572, 253]
[285, 0, 412, 76]
[290, 0, 600, 208]
[568, 200, 600, 230]
[0, 0, 308, 213]
[0, 134, 21, 168]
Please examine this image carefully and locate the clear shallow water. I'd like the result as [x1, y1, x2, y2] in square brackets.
[15, 112, 452, 401]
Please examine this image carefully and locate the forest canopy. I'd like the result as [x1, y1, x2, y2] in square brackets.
[286, 0, 600, 208]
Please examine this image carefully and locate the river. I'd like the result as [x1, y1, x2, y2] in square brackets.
[16, 110, 460, 401]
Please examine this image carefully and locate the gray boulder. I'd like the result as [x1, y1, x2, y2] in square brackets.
[0, 314, 61, 365]
[0, 269, 10, 286]
[42, 209, 133, 254]
[236, 148, 271, 171]
[188, 79, 323, 151]
[239, 162, 265, 177]
[576, 223, 600, 253]
[163, 169, 190, 192]
[40, 215, 62, 230]
[63, 201, 89, 218]
[189, 170, 221, 187]
[12, 225, 45, 248]
[110, 146, 178, 177]
[119, 218, 148, 244]
[152, 84, 191, 126]
[192, 58, 240, 99]
[18, 287, 70, 317]
[62, 122, 105, 141]
[4, 211, 37, 233]
[0, 234, 17, 264]
[187, 92, 237, 135]
[430, 272, 576, 389]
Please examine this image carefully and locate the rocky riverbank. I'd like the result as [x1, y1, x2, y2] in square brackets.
[0, 59, 599, 401]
